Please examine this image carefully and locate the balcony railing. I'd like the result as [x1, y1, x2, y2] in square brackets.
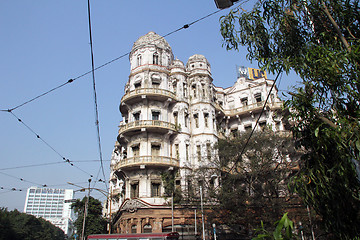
[216, 101, 283, 116]
[119, 120, 176, 135]
[114, 155, 179, 169]
[121, 88, 176, 103]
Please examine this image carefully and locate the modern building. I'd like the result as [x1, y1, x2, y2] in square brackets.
[24, 187, 75, 236]
[107, 32, 286, 236]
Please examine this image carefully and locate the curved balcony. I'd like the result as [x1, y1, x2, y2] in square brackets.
[118, 120, 176, 136]
[120, 88, 176, 113]
[113, 155, 179, 170]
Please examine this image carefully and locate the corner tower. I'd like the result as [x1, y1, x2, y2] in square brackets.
[110, 32, 181, 234]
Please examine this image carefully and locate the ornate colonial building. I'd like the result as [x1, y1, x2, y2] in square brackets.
[107, 32, 285, 236]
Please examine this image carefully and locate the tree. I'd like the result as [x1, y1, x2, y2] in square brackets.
[208, 130, 308, 238]
[252, 213, 295, 240]
[219, 0, 360, 238]
[71, 196, 107, 239]
[0, 207, 65, 240]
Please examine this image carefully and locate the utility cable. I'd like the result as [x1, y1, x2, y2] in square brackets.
[1, 7, 227, 112]
[8, 111, 94, 178]
[228, 68, 283, 173]
[87, 0, 107, 191]
[0, 171, 47, 187]
[0, 161, 65, 171]
[0, 160, 110, 171]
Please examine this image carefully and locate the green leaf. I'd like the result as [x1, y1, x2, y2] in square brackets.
[314, 127, 319, 137]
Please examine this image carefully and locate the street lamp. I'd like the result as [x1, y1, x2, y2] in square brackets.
[213, 0, 239, 9]
[68, 181, 113, 237]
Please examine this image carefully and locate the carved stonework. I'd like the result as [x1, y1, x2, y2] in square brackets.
[121, 199, 145, 213]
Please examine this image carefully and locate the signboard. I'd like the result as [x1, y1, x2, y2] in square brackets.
[248, 67, 267, 80]
[237, 66, 267, 80]
[237, 66, 249, 78]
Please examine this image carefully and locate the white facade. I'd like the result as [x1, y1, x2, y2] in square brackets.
[108, 32, 285, 233]
[24, 187, 75, 236]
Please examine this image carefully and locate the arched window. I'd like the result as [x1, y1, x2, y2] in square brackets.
[137, 54, 142, 66]
[153, 53, 159, 65]
[143, 224, 152, 233]
[131, 225, 137, 233]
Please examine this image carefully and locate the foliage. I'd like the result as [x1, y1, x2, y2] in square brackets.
[219, 0, 360, 238]
[71, 196, 107, 239]
[213, 130, 304, 237]
[161, 170, 182, 203]
[0, 207, 65, 240]
[252, 213, 295, 240]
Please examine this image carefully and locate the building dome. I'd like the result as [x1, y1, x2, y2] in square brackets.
[171, 58, 185, 68]
[188, 54, 207, 62]
[132, 31, 171, 52]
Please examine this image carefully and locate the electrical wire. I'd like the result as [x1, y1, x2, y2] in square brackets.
[87, 0, 108, 191]
[0, 171, 46, 187]
[0, 186, 26, 192]
[0, 7, 227, 113]
[0, 5, 241, 197]
[0, 160, 110, 171]
[8, 111, 94, 178]
[228, 68, 283, 173]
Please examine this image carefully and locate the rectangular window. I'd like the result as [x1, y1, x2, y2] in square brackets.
[186, 144, 189, 161]
[197, 145, 201, 162]
[152, 81, 160, 88]
[206, 143, 211, 160]
[175, 144, 179, 159]
[241, 97, 248, 106]
[134, 82, 141, 89]
[173, 82, 177, 94]
[151, 144, 160, 156]
[204, 113, 209, 128]
[133, 112, 140, 121]
[183, 83, 187, 97]
[132, 145, 140, 157]
[152, 111, 160, 120]
[194, 114, 199, 128]
[185, 114, 188, 127]
[137, 55, 142, 66]
[192, 85, 196, 98]
[151, 183, 160, 197]
[255, 93, 262, 103]
[153, 53, 159, 65]
[131, 183, 139, 198]
[173, 112, 178, 125]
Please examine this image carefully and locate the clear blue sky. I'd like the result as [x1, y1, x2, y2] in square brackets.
[0, 0, 300, 210]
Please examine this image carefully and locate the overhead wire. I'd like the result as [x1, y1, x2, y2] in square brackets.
[0, 171, 47, 187]
[8, 111, 94, 178]
[228, 68, 283, 173]
[0, 160, 110, 171]
[86, 0, 107, 191]
[1, 5, 237, 195]
[0, 6, 228, 113]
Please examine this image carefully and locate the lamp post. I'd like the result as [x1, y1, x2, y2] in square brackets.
[80, 178, 91, 240]
[200, 186, 205, 240]
[68, 181, 113, 238]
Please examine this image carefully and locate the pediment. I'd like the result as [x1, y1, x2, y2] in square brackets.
[120, 199, 148, 213]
